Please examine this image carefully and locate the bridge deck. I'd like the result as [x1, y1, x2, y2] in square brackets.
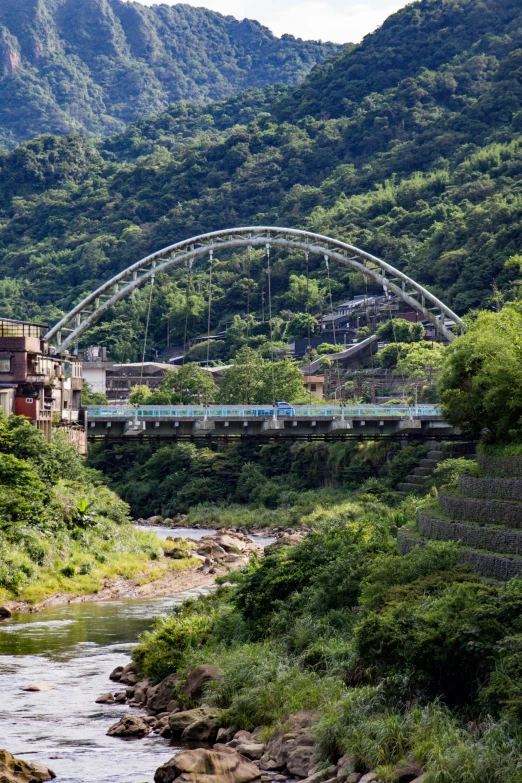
[86, 404, 454, 439]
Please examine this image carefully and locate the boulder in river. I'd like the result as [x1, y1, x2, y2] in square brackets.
[180, 665, 225, 700]
[109, 666, 124, 681]
[154, 747, 261, 783]
[146, 672, 180, 714]
[169, 706, 221, 742]
[107, 714, 152, 739]
[0, 750, 55, 782]
[0, 606, 12, 619]
[95, 692, 115, 704]
[21, 682, 52, 692]
[119, 662, 138, 685]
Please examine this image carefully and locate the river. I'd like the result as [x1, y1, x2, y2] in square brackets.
[0, 527, 274, 783]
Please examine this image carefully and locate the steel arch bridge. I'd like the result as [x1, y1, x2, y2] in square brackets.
[46, 227, 463, 351]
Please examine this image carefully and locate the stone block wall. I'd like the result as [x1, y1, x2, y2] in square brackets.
[439, 493, 522, 527]
[477, 454, 522, 478]
[418, 514, 522, 556]
[406, 454, 522, 580]
[459, 475, 522, 501]
[399, 532, 522, 580]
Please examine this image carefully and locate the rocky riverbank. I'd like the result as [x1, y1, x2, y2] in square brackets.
[1, 530, 266, 615]
[101, 662, 425, 783]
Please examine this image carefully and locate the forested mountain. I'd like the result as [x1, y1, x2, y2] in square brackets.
[1, 0, 522, 360]
[0, 0, 340, 149]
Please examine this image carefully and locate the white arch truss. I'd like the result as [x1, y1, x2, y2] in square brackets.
[46, 227, 463, 352]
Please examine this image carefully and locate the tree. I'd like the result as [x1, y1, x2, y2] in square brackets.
[316, 342, 338, 356]
[439, 305, 522, 442]
[81, 381, 108, 405]
[377, 319, 425, 343]
[395, 342, 445, 381]
[157, 363, 217, 405]
[129, 385, 153, 405]
[286, 313, 319, 340]
[286, 275, 326, 311]
[218, 346, 307, 404]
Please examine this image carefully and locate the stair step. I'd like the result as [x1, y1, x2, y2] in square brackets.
[420, 459, 439, 469]
[405, 475, 427, 485]
[427, 451, 444, 460]
[398, 482, 429, 494]
[413, 467, 432, 476]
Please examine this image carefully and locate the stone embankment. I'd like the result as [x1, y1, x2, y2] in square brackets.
[400, 453, 522, 579]
[102, 662, 423, 783]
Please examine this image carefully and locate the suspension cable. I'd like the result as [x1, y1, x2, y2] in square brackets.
[305, 251, 312, 405]
[325, 256, 342, 405]
[364, 276, 376, 404]
[180, 258, 193, 405]
[244, 244, 252, 404]
[266, 243, 276, 407]
[386, 287, 407, 403]
[139, 270, 155, 384]
[204, 250, 214, 411]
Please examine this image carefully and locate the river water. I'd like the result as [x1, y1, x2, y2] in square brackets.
[0, 527, 274, 783]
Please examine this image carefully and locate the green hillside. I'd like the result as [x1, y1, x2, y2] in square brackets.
[1, 0, 522, 358]
[0, 0, 340, 149]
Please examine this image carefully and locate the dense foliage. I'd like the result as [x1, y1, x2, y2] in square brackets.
[88, 436, 428, 519]
[439, 303, 522, 443]
[1, 0, 522, 356]
[133, 517, 522, 782]
[0, 413, 176, 602]
[0, 0, 339, 148]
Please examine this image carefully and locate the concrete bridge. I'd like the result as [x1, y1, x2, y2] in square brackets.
[86, 404, 455, 440]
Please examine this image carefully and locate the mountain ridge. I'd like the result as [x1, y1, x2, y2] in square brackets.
[0, 0, 341, 148]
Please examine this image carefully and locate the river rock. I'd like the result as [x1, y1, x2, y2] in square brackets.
[21, 683, 52, 692]
[154, 747, 261, 783]
[107, 714, 152, 739]
[264, 711, 319, 776]
[114, 691, 127, 703]
[336, 755, 357, 781]
[235, 743, 265, 761]
[169, 706, 222, 742]
[196, 541, 227, 560]
[109, 665, 124, 681]
[95, 692, 115, 704]
[392, 767, 424, 783]
[209, 534, 246, 553]
[180, 665, 225, 700]
[0, 750, 56, 782]
[146, 673, 180, 714]
[0, 606, 12, 619]
[130, 678, 151, 706]
[119, 663, 138, 686]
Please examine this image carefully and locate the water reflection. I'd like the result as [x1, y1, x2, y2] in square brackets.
[0, 585, 211, 782]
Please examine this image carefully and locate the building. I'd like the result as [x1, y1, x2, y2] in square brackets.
[0, 317, 83, 442]
[106, 362, 174, 401]
[302, 374, 325, 399]
[79, 346, 113, 396]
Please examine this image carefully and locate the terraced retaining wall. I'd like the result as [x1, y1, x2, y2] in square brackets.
[459, 475, 522, 501]
[439, 493, 522, 527]
[399, 532, 522, 580]
[477, 454, 522, 478]
[418, 514, 522, 556]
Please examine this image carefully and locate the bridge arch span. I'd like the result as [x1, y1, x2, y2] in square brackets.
[45, 227, 462, 351]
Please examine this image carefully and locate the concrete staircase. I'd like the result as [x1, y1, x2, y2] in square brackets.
[398, 441, 476, 494]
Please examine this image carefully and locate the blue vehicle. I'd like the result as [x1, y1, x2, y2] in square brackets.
[275, 401, 296, 416]
[251, 401, 296, 417]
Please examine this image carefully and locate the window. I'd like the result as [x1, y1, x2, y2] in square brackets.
[311, 384, 317, 392]
[0, 355, 11, 373]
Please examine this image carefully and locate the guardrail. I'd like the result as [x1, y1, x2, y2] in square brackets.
[87, 404, 442, 419]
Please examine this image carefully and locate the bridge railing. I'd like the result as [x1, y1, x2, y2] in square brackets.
[86, 404, 442, 419]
